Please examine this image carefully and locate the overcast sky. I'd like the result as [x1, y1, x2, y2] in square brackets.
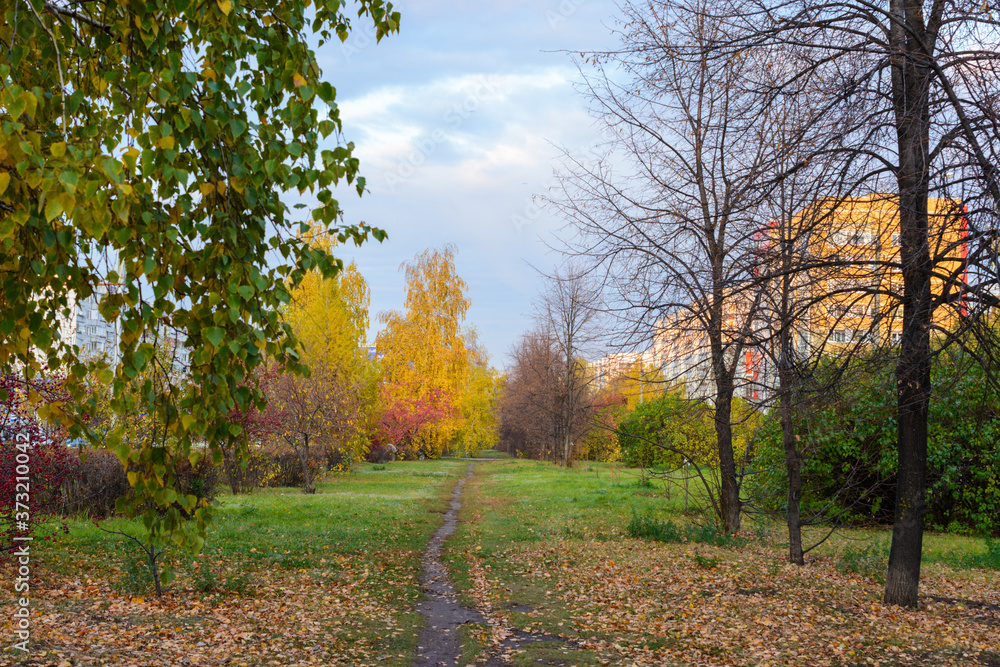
[317, 0, 622, 367]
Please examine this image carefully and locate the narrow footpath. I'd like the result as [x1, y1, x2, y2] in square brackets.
[412, 462, 572, 667]
[412, 464, 485, 666]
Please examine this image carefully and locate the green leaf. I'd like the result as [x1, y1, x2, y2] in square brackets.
[203, 327, 225, 348]
[58, 170, 79, 194]
[44, 198, 64, 222]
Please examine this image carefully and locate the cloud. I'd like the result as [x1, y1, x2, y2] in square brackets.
[311, 1, 623, 362]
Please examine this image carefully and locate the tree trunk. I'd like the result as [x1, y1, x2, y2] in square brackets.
[221, 442, 246, 495]
[780, 380, 804, 565]
[714, 379, 741, 533]
[149, 546, 163, 597]
[885, 0, 933, 607]
[779, 241, 804, 565]
[299, 436, 315, 494]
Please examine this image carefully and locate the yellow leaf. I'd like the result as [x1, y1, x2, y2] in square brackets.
[217, 0, 232, 15]
[293, 72, 307, 88]
[216, 180, 227, 195]
[157, 136, 175, 150]
[0, 172, 9, 197]
[199, 182, 215, 196]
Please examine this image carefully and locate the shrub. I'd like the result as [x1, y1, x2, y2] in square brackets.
[60, 449, 130, 517]
[747, 348, 1000, 536]
[626, 511, 744, 547]
[836, 543, 889, 583]
[222, 449, 278, 494]
[0, 401, 75, 555]
[61, 449, 218, 518]
[264, 448, 325, 488]
[174, 455, 219, 507]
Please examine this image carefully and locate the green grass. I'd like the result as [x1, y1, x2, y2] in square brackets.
[23, 459, 467, 666]
[444, 458, 999, 665]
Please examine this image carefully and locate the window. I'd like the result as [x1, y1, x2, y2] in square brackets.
[827, 279, 862, 292]
[828, 304, 869, 318]
[890, 332, 903, 345]
[831, 330, 850, 343]
[891, 234, 901, 246]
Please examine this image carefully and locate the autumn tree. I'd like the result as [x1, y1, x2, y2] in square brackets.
[0, 0, 398, 552]
[0, 374, 73, 554]
[548, 0, 784, 531]
[376, 246, 472, 457]
[534, 265, 602, 467]
[497, 328, 593, 462]
[455, 337, 500, 456]
[374, 382, 453, 460]
[711, 0, 1000, 605]
[263, 365, 353, 494]
[283, 226, 377, 465]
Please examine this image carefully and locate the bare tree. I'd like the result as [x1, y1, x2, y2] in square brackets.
[534, 264, 603, 467]
[263, 365, 358, 494]
[548, 0, 793, 532]
[713, 0, 1000, 606]
[498, 329, 564, 462]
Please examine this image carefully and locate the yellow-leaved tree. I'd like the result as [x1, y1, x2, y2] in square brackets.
[376, 245, 476, 457]
[455, 336, 500, 456]
[279, 226, 377, 467]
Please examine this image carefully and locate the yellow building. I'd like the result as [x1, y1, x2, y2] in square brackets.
[794, 195, 968, 350]
[647, 195, 969, 403]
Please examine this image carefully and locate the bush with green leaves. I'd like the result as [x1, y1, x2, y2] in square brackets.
[626, 511, 744, 547]
[748, 347, 1000, 536]
[617, 392, 714, 468]
[1, 0, 399, 558]
[617, 393, 758, 470]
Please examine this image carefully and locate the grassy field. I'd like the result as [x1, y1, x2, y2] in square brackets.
[3, 456, 997, 666]
[1, 459, 466, 666]
[444, 459, 1000, 666]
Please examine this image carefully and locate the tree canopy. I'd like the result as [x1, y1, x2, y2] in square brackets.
[0, 0, 398, 550]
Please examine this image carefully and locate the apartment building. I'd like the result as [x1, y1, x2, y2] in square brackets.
[653, 288, 762, 403]
[56, 283, 122, 365]
[631, 195, 968, 405]
[54, 283, 192, 374]
[801, 195, 967, 350]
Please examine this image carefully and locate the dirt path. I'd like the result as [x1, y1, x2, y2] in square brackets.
[413, 463, 572, 667]
[413, 464, 486, 666]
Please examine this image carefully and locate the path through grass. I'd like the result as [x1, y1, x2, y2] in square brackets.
[1, 460, 465, 666]
[445, 459, 1000, 666]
